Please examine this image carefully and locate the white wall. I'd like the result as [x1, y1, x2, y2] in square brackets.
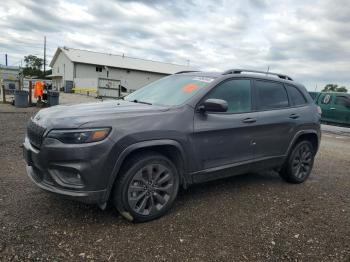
[74, 63, 167, 92]
[51, 52, 74, 82]
[74, 78, 98, 89]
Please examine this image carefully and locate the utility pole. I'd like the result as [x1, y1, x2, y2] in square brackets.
[5, 54, 8, 66]
[43, 36, 46, 77]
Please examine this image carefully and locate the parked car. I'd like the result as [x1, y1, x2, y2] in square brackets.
[23, 69, 321, 222]
[313, 92, 350, 126]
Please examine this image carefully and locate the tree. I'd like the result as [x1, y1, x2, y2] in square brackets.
[322, 84, 348, 93]
[24, 55, 43, 69]
[337, 86, 348, 93]
[23, 55, 44, 77]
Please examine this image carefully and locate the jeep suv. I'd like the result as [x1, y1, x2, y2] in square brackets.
[23, 69, 321, 222]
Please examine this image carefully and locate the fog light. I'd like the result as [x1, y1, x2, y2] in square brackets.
[49, 168, 84, 189]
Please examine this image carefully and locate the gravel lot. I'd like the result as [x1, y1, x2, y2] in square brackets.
[0, 99, 349, 261]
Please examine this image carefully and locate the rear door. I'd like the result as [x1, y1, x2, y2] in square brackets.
[192, 78, 257, 170]
[316, 93, 333, 122]
[329, 94, 350, 124]
[252, 80, 295, 160]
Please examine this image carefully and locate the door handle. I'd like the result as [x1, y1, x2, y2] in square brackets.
[242, 118, 256, 123]
[330, 108, 336, 110]
[289, 114, 300, 119]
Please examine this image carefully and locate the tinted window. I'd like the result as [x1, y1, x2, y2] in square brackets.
[286, 85, 307, 106]
[308, 92, 318, 100]
[319, 93, 332, 104]
[206, 79, 251, 113]
[335, 95, 350, 107]
[255, 80, 289, 110]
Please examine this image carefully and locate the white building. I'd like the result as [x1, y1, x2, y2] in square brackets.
[0, 65, 20, 90]
[49, 47, 195, 96]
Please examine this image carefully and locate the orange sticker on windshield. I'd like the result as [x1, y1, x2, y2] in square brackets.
[182, 84, 198, 93]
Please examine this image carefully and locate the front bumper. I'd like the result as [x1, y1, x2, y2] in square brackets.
[23, 135, 115, 204]
[26, 165, 106, 203]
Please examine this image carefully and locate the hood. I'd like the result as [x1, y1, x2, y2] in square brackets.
[32, 100, 169, 129]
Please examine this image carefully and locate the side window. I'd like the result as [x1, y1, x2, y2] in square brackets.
[205, 79, 252, 113]
[255, 80, 289, 110]
[286, 85, 307, 106]
[335, 95, 350, 107]
[319, 94, 332, 104]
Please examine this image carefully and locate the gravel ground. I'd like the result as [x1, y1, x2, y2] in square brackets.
[0, 102, 350, 261]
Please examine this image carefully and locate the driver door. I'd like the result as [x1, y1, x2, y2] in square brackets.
[191, 78, 258, 172]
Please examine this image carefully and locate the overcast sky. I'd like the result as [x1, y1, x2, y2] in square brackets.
[1, 0, 349, 90]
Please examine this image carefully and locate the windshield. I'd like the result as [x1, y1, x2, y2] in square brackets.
[124, 75, 215, 106]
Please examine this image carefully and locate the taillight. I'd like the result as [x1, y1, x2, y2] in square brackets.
[316, 106, 322, 114]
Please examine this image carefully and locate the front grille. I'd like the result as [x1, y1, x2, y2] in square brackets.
[27, 120, 46, 148]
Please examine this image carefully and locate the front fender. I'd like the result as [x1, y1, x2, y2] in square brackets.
[102, 139, 187, 202]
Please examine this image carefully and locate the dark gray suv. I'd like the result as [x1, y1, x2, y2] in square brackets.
[23, 69, 321, 222]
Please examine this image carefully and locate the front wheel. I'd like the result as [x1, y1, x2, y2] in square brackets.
[279, 141, 315, 183]
[113, 152, 179, 222]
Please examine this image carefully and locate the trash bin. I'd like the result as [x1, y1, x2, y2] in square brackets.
[48, 91, 59, 106]
[14, 90, 29, 108]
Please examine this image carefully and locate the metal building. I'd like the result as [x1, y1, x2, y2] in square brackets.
[0, 65, 20, 91]
[49, 47, 195, 97]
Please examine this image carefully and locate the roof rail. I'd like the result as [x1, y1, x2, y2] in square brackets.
[222, 69, 293, 81]
[175, 70, 200, 74]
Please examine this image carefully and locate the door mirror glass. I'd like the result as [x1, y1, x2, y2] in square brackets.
[200, 99, 228, 112]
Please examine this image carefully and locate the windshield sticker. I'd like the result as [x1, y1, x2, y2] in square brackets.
[192, 77, 214, 83]
[182, 84, 199, 93]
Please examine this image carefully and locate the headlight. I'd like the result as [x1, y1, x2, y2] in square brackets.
[47, 128, 111, 144]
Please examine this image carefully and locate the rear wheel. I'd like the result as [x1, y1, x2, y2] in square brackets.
[113, 152, 179, 222]
[279, 141, 315, 183]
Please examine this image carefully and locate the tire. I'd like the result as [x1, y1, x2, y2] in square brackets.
[113, 151, 179, 223]
[279, 141, 315, 184]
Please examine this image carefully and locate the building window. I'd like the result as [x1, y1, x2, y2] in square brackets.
[96, 66, 103, 72]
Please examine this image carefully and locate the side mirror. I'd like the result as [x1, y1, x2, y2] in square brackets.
[198, 99, 228, 113]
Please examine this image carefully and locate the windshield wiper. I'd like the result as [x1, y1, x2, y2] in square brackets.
[132, 99, 152, 105]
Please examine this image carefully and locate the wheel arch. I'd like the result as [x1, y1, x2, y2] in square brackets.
[286, 130, 320, 157]
[104, 139, 188, 201]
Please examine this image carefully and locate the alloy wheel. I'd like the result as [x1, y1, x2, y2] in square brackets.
[127, 163, 175, 216]
[292, 144, 313, 179]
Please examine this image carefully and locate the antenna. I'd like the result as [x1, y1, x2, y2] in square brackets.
[266, 65, 270, 76]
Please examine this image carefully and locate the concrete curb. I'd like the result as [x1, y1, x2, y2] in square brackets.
[321, 124, 350, 137]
